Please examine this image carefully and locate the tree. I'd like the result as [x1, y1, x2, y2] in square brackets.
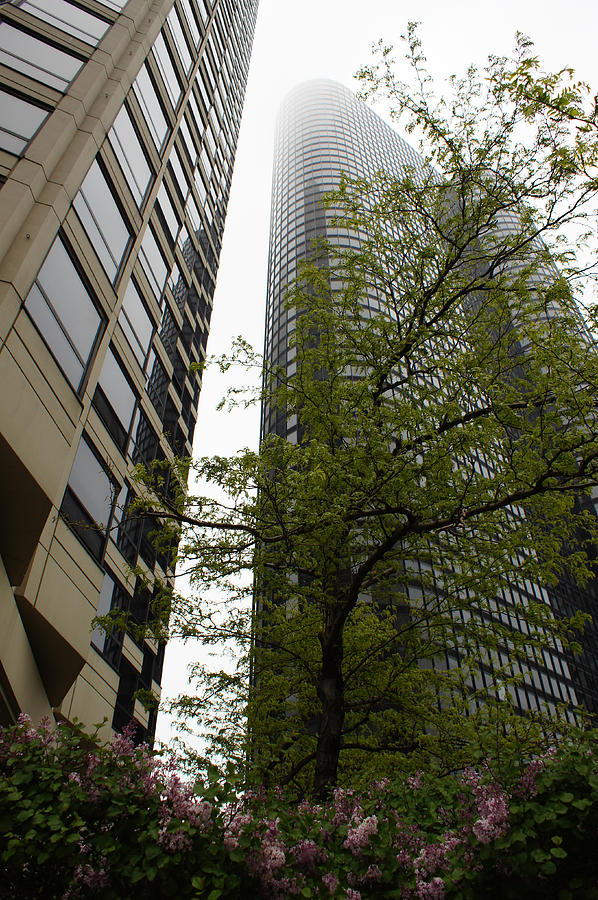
[130, 29, 598, 799]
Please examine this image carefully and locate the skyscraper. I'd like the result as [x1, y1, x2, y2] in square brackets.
[261, 79, 593, 738]
[0, 0, 259, 743]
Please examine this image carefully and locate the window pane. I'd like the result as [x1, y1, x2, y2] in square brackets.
[26, 236, 103, 390]
[157, 182, 180, 244]
[98, 347, 136, 434]
[68, 436, 114, 527]
[118, 279, 153, 366]
[138, 225, 168, 301]
[0, 22, 83, 91]
[18, 0, 109, 45]
[73, 160, 130, 281]
[25, 283, 84, 386]
[167, 144, 189, 204]
[177, 0, 200, 46]
[108, 105, 153, 207]
[0, 89, 48, 155]
[133, 64, 168, 152]
[152, 33, 182, 109]
[92, 572, 114, 650]
[167, 7, 192, 73]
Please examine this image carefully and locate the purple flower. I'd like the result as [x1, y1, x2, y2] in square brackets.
[322, 872, 339, 895]
[416, 877, 445, 899]
[343, 815, 378, 855]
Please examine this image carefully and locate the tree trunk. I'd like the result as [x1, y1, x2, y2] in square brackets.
[313, 632, 344, 799]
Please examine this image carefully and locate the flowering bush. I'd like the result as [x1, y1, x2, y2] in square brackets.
[1, 718, 598, 898]
[0, 715, 248, 899]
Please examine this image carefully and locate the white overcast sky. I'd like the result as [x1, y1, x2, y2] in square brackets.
[155, 0, 598, 745]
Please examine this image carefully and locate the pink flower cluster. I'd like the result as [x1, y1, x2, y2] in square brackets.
[343, 815, 378, 855]
[462, 769, 509, 845]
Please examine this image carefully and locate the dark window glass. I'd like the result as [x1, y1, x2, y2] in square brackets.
[73, 160, 131, 281]
[169, 263, 188, 313]
[17, 0, 109, 44]
[146, 351, 169, 416]
[158, 302, 178, 362]
[25, 235, 103, 391]
[0, 88, 48, 155]
[133, 64, 168, 152]
[112, 656, 138, 733]
[92, 571, 117, 652]
[108, 105, 153, 207]
[0, 22, 83, 91]
[118, 279, 154, 367]
[130, 407, 159, 466]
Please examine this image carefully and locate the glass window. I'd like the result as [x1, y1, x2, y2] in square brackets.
[118, 278, 154, 367]
[25, 235, 103, 390]
[17, 0, 109, 45]
[169, 262, 188, 313]
[177, 0, 200, 46]
[194, 166, 207, 206]
[0, 22, 83, 92]
[108, 105, 153, 207]
[73, 160, 130, 281]
[0, 88, 48, 155]
[152, 33, 182, 109]
[167, 7, 192, 73]
[97, 346, 136, 438]
[133, 64, 168, 152]
[67, 436, 115, 528]
[95, 0, 127, 10]
[168, 144, 189, 204]
[138, 224, 168, 302]
[129, 407, 159, 466]
[196, 0, 209, 25]
[157, 182, 180, 244]
[185, 191, 200, 231]
[187, 90, 205, 136]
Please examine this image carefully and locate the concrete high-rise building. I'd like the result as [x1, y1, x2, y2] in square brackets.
[0, 0, 258, 742]
[261, 79, 596, 728]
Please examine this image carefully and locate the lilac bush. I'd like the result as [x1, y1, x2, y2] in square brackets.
[0, 715, 249, 899]
[1, 717, 598, 898]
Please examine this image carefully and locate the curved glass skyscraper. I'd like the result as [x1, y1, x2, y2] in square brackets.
[261, 79, 597, 729]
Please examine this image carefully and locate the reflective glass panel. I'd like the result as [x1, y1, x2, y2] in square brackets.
[73, 160, 130, 281]
[152, 33, 182, 109]
[0, 89, 48, 155]
[108, 105, 153, 207]
[0, 22, 83, 91]
[98, 347, 136, 434]
[68, 436, 114, 527]
[138, 225, 168, 301]
[167, 7, 192, 73]
[177, 0, 199, 45]
[133, 64, 168, 152]
[17, 0, 109, 45]
[118, 279, 154, 366]
[25, 235, 103, 390]
[157, 182, 180, 243]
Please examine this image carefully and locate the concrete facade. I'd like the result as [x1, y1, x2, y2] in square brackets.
[0, 0, 258, 742]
